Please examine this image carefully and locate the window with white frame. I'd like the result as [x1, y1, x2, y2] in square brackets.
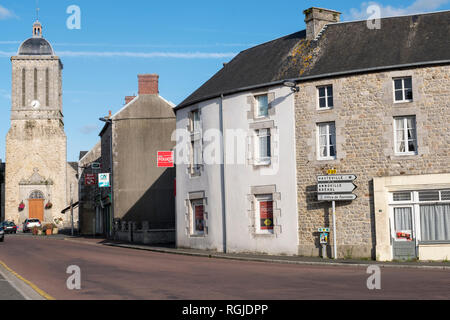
[255, 94, 269, 118]
[318, 85, 333, 109]
[254, 128, 271, 165]
[394, 116, 417, 155]
[394, 77, 413, 102]
[390, 190, 450, 243]
[189, 110, 202, 175]
[190, 199, 205, 236]
[255, 194, 274, 234]
[393, 207, 414, 241]
[317, 122, 336, 160]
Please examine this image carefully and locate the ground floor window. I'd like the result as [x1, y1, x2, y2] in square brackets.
[256, 195, 274, 234]
[390, 190, 450, 244]
[420, 204, 450, 242]
[191, 200, 205, 236]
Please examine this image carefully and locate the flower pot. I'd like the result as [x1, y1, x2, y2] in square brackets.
[45, 229, 52, 236]
[37, 230, 43, 235]
[52, 228, 59, 235]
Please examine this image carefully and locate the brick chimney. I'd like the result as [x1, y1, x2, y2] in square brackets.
[125, 96, 136, 105]
[304, 7, 341, 40]
[138, 74, 159, 95]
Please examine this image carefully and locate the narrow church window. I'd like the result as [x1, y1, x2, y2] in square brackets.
[46, 68, 50, 106]
[22, 69, 26, 106]
[34, 68, 38, 100]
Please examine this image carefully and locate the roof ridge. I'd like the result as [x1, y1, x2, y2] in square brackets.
[336, 9, 450, 26]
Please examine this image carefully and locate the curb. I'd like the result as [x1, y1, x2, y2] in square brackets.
[0, 261, 54, 300]
[63, 238, 450, 271]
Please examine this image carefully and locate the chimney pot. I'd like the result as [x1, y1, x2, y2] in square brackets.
[304, 7, 341, 40]
[138, 74, 159, 95]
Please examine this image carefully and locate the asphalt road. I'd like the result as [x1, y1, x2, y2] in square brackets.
[0, 235, 449, 300]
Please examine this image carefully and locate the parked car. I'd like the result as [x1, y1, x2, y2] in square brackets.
[0, 227, 4, 242]
[0, 221, 17, 234]
[23, 219, 42, 233]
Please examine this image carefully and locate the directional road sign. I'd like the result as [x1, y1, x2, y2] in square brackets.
[318, 175, 357, 182]
[318, 194, 358, 201]
[318, 182, 357, 194]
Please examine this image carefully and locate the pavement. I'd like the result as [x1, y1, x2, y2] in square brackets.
[0, 260, 46, 300]
[1, 234, 450, 299]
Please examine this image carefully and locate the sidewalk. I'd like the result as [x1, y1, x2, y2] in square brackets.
[61, 236, 450, 270]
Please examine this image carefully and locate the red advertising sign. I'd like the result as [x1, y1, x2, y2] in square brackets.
[260, 201, 274, 230]
[158, 151, 174, 168]
[195, 204, 205, 232]
[85, 174, 96, 186]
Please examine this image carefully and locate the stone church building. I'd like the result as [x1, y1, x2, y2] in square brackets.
[5, 20, 78, 228]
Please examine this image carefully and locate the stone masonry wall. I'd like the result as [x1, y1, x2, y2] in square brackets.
[5, 119, 67, 225]
[295, 65, 450, 259]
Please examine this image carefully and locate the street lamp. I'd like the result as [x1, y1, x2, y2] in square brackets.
[99, 116, 114, 238]
[283, 80, 299, 93]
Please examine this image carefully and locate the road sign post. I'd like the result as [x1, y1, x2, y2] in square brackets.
[332, 200, 336, 259]
[317, 174, 357, 260]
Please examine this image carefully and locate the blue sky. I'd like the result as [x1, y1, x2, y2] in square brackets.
[0, 0, 449, 161]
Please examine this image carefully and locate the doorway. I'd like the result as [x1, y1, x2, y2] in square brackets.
[29, 190, 45, 222]
[29, 199, 44, 221]
[392, 206, 417, 260]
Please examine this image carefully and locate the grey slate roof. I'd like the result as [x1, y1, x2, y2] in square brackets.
[79, 151, 88, 160]
[18, 37, 55, 56]
[177, 11, 450, 109]
[68, 162, 78, 171]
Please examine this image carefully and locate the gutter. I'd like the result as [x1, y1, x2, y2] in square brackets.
[175, 59, 450, 111]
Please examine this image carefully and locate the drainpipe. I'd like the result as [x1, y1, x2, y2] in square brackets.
[109, 125, 114, 238]
[219, 94, 227, 253]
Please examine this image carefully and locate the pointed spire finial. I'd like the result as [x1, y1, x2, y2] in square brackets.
[32, 0, 43, 37]
[36, 0, 39, 21]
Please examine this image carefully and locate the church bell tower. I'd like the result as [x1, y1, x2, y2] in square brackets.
[5, 20, 68, 226]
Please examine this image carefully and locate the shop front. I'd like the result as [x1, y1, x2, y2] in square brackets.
[374, 174, 450, 261]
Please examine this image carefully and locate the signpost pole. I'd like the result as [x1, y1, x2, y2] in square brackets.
[332, 200, 337, 259]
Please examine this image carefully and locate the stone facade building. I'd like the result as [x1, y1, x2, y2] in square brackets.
[4, 21, 77, 229]
[79, 74, 176, 243]
[174, 8, 450, 261]
[78, 143, 101, 235]
[0, 160, 4, 222]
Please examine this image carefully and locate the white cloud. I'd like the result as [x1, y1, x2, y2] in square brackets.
[0, 5, 16, 20]
[0, 50, 236, 59]
[346, 0, 450, 20]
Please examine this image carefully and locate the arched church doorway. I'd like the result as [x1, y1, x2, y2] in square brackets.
[29, 190, 45, 221]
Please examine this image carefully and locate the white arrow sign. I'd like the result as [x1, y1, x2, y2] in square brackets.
[318, 175, 357, 182]
[318, 182, 357, 193]
[318, 194, 357, 201]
